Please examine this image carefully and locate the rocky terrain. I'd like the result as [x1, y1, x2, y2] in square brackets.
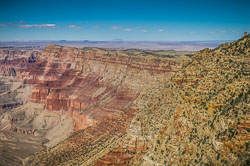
[0, 35, 248, 166]
[0, 45, 190, 165]
[94, 34, 249, 165]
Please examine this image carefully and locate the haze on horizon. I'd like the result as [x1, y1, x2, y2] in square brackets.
[0, 0, 249, 41]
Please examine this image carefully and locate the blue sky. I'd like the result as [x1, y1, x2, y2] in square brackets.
[0, 0, 249, 41]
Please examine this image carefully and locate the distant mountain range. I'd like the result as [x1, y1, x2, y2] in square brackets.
[0, 40, 233, 51]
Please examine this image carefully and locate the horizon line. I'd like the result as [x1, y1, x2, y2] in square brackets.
[0, 39, 235, 42]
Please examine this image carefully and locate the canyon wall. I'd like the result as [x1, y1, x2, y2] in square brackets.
[22, 45, 181, 131]
[95, 34, 250, 165]
[0, 45, 184, 165]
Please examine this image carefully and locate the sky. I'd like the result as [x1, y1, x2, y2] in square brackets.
[0, 0, 249, 41]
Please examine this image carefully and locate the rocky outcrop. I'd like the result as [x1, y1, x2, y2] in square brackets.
[0, 49, 40, 60]
[0, 49, 41, 81]
[22, 44, 182, 132]
[10, 126, 36, 135]
[99, 34, 249, 165]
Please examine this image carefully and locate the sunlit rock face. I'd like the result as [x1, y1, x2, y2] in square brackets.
[23, 44, 181, 131]
[0, 45, 183, 165]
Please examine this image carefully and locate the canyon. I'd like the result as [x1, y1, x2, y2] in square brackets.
[0, 45, 190, 165]
[0, 35, 249, 165]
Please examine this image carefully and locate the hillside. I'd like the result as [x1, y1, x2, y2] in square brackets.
[117, 34, 249, 165]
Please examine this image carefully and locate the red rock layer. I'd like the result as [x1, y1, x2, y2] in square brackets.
[94, 140, 147, 166]
[0, 45, 181, 157]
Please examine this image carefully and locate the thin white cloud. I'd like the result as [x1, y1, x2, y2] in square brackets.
[140, 29, 148, 32]
[124, 28, 133, 31]
[20, 24, 56, 28]
[0, 21, 25, 27]
[209, 31, 215, 34]
[112, 26, 121, 30]
[68, 25, 80, 29]
[158, 29, 164, 32]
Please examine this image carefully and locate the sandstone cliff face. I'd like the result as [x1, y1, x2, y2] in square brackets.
[0, 49, 41, 79]
[0, 49, 40, 60]
[25, 44, 181, 132]
[0, 45, 183, 165]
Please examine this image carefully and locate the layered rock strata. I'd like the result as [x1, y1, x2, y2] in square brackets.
[0, 45, 184, 165]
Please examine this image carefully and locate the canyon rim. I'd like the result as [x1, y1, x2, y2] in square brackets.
[0, 0, 249, 165]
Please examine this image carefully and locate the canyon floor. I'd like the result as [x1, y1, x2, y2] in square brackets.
[0, 35, 249, 166]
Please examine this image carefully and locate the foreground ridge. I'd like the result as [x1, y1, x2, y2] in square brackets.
[120, 34, 249, 165]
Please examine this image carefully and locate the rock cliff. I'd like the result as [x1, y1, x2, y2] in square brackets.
[96, 34, 249, 165]
[0, 45, 185, 165]
[24, 45, 181, 131]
